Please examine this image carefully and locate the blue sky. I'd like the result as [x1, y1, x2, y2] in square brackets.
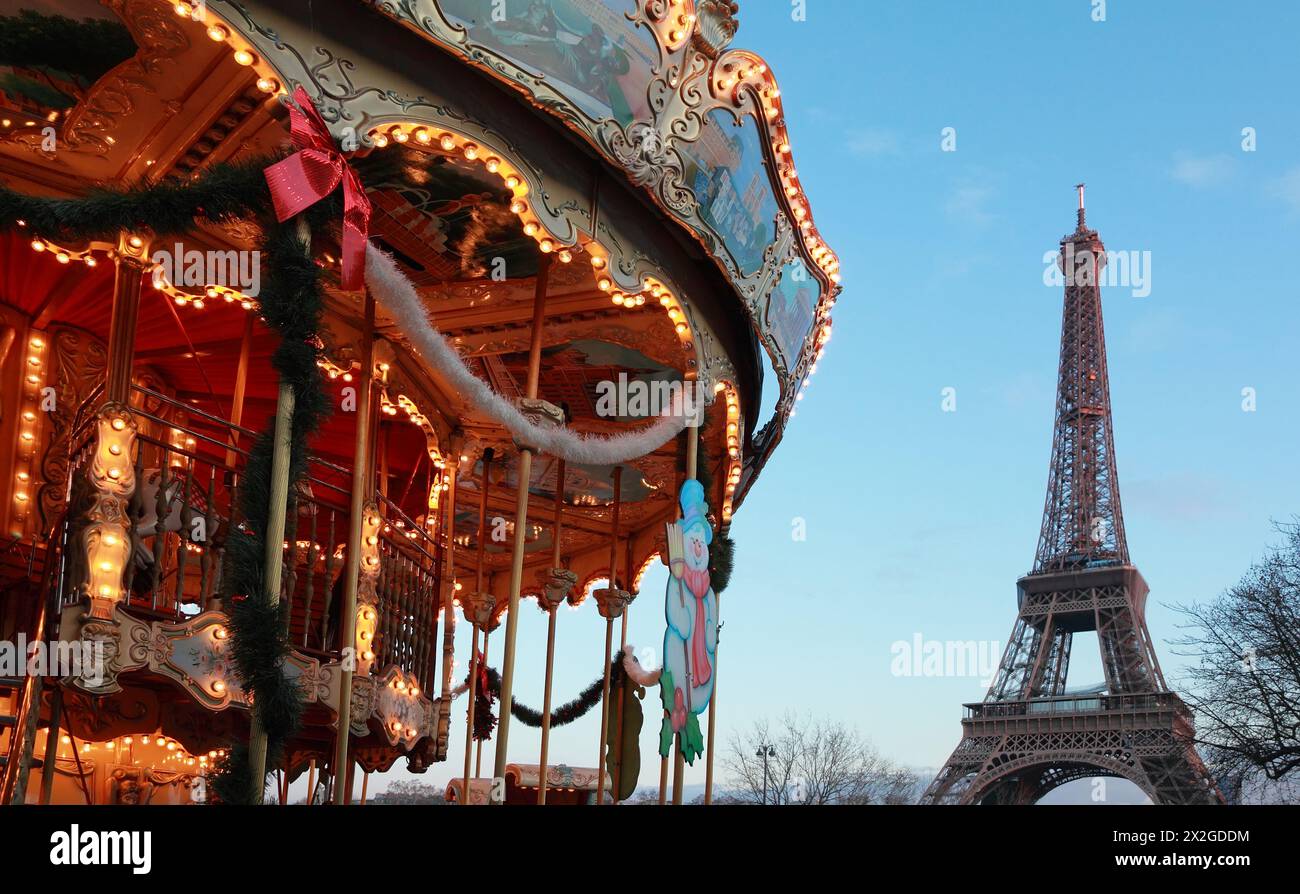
[388, 1, 1300, 802]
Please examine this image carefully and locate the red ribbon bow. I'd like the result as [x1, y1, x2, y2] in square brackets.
[263, 86, 371, 291]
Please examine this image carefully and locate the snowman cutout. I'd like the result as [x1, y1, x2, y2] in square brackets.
[658, 478, 717, 764]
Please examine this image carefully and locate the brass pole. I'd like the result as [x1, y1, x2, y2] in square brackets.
[475, 629, 489, 777]
[537, 458, 565, 805]
[378, 423, 390, 498]
[491, 254, 551, 798]
[439, 452, 460, 696]
[461, 451, 491, 803]
[305, 759, 316, 805]
[104, 233, 148, 404]
[246, 218, 308, 803]
[671, 424, 698, 805]
[331, 289, 376, 805]
[225, 312, 254, 469]
[246, 377, 296, 802]
[613, 577, 630, 803]
[704, 590, 721, 804]
[595, 466, 622, 806]
[38, 689, 63, 805]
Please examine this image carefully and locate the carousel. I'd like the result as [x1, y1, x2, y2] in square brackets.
[0, 0, 838, 805]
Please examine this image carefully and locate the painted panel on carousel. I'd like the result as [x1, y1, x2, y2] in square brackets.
[765, 256, 819, 372]
[678, 108, 780, 275]
[438, 0, 657, 127]
[658, 478, 717, 764]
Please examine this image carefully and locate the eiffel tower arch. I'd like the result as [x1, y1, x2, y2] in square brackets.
[922, 189, 1222, 806]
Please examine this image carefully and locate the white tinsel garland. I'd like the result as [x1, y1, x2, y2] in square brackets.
[364, 243, 692, 464]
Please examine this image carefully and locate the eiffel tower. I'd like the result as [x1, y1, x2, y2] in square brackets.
[922, 188, 1222, 805]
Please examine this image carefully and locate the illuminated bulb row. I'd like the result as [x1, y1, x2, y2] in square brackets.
[317, 361, 443, 516]
[715, 57, 768, 95]
[690, 53, 843, 289]
[153, 272, 257, 312]
[776, 162, 840, 286]
[632, 552, 659, 594]
[664, 1, 696, 43]
[601, 273, 696, 352]
[651, 279, 696, 354]
[11, 331, 47, 535]
[368, 123, 598, 267]
[60, 731, 216, 767]
[363, 124, 713, 366]
[181, 5, 282, 95]
[29, 235, 99, 268]
[105, 416, 128, 484]
[392, 397, 450, 517]
[389, 676, 421, 699]
[719, 383, 742, 523]
[317, 358, 356, 383]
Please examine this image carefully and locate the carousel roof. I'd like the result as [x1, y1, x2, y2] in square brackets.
[0, 0, 840, 598]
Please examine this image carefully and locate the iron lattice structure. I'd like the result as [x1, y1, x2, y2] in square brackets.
[922, 191, 1222, 805]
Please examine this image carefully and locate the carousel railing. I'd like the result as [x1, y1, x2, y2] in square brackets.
[56, 386, 447, 688]
[373, 492, 443, 695]
[0, 510, 68, 805]
[59, 386, 354, 656]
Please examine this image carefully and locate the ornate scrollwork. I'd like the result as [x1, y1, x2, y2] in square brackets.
[511, 397, 565, 453]
[538, 567, 578, 610]
[461, 589, 495, 629]
[78, 404, 137, 620]
[692, 1, 741, 58]
[372, 665, 436, 749]
[593, 586, 632, 621]
[354, 501, 382, 676]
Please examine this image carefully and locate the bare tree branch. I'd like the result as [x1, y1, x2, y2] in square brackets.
[723, 713, 921, 804]
[1173, 520, 1300, 784]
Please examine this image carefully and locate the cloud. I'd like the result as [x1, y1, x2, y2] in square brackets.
[847, 127, 902, 157]
[1170, 152, 1235, 188]
[1272, 166, 1300, 215]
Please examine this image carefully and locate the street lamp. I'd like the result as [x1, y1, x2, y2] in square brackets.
[756, 744, 775, 805]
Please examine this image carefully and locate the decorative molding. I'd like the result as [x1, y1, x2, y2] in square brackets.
[78, 404, 137, 620]
[38, 326, 108, 531]
[5, 1, 192, 160]
[56, 603, 442, 754]
[354, 501, 382, 676]
[461, 589, 494, 629]
[538, 567, 577, 609]
[593, 586, 632, 621]
[372, 664, 437, 748]
[205, 0, 731, 402]
[363, 0, 839, 417]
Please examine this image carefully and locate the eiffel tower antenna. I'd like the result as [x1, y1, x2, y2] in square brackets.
[921, 193, 1223, 805]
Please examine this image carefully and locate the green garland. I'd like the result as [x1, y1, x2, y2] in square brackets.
[0, 161, 334, 804]
[467, 659, 625, 731]
[692, 430, 735, 593]
[0, 9, 136, 90]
